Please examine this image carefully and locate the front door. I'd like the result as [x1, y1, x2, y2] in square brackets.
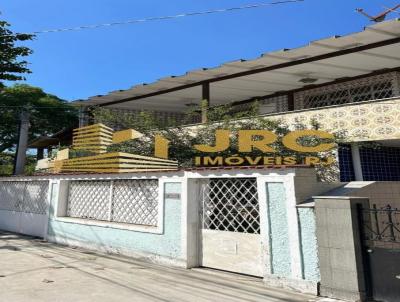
[200, 178, 263, 277]
[359, 204, 400, 302]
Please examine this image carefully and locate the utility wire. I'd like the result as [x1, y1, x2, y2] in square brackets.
[2, 0, 304, 36]
[0, 106, 77, 110]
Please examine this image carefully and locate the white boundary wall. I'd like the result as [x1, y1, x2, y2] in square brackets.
[0, 168, 342, 294]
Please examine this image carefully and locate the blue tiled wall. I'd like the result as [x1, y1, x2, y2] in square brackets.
[338, 145, 355, 182]
[360, 146, 400, 181]
[339, 144, 400, 181]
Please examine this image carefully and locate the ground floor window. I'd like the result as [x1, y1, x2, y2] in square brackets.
[67, 179, 159, 226]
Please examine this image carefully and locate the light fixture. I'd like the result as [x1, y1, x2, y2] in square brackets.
[185, 103, 198, 107]
[299, 77, 318, 84]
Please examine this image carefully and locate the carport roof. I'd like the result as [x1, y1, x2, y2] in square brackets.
[74, 19, 400, 112]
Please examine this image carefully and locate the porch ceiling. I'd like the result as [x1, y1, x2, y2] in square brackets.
[74, 19, 400, 112]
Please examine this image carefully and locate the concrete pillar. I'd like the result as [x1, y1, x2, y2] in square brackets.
[47, 147, 53, 158]
[14, 110, 30, 175]
[79, 106, 88, 127]
[201, 83, 210, 123]
[314, 196, 370, 302]
[37, 148, 44, 160]
[351, 143, 363, 181]
[184, 178, 201, 268]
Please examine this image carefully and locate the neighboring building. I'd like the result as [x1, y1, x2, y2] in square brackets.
[28, 127, 74, 160]
[74, 19, 400, 182]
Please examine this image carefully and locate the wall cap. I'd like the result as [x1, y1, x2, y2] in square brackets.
[54, 217, 163, 234]
[296, 202, 315, 208]
[312, 196, 368, 200]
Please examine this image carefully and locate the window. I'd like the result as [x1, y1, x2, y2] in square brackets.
[295, 72, 399, 110]
[66, 179, 159, 226]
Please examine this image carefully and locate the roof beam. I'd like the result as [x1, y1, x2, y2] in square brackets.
[311, 41, 400, 61]
[98, 36, 400, 107]
[365, 27, 400, 37]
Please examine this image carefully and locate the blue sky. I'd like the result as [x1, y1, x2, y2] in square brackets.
[2, 0, 399, 101]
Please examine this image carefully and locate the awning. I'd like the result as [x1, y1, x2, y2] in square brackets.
[73, 19, 400, 112]
[28, 137, 59, 148]
[28, 128, 74, 148]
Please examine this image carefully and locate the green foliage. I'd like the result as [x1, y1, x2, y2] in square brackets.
[0, 152, 13, 175]
[0, 84, 78, 152]
[92, 108, 167, 132]
[68, 149, 96, 159]
[97, 102, 346, 167]
[0, 20, 34, 83]
[0, 152, 36, 176]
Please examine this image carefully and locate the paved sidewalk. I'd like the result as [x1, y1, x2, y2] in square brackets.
[0, 232, 336, 302]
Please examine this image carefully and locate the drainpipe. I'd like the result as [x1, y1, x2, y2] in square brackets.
[351, 143, 364, 181]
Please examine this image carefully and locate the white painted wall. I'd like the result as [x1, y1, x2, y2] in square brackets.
[0, 168, 339, 294]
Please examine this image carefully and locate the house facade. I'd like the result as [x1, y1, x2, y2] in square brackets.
[1, 19, 400, 302]
[75, 19, 400, 183]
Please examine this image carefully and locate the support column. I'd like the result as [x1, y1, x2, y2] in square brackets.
[314, 196, 369, 302]
[287, 92, 295, 111]
[79, 106, 89, 127]
[13, 110, 30, 175]
[201, 83, 210, 123]
[351, 143, 363, 181]
[47, 147, 53, 158]
[37, 148, 44, 160]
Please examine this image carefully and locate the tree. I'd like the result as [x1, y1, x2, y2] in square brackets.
[0, 84, 78, 153]
[94, 103, 346, 168]
[0, 20, 34, 84]
[0, 152, 36, 176]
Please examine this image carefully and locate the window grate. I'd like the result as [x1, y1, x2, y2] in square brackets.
[294, 72, 399, 110]
[67, 181, 111, 221]
[259, 95, 289, 114]
[67, 179, 159, 226]
[112, 180, 159, 225]
[202, 178, 260, 234]
[359, 204, 400, 245]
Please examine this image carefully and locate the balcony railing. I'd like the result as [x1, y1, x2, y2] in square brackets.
[92, 71, 400, 144]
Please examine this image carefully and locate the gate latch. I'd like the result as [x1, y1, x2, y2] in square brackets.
[367, 249, 373, 253]
[396, 275, 400, 280]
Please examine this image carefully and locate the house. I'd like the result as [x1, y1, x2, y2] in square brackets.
[74, 19, 400, 182]
[1, 19, 400, 302]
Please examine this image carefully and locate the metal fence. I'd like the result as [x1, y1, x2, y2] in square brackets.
[201, 178, 260, 234]
[358, 204, 400, 245]
[294, 71, 400, 110]
[67, 179, 159, 226]
[0, 181, 49, 214]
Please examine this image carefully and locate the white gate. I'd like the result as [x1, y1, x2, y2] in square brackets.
[200, 178, 263, 277]
[0, 181, 49, 238]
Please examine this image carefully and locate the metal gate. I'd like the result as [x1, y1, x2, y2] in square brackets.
[200, 178, 263, 277]
[0, 181, 49, 238]
[358, 204, 400, 302]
